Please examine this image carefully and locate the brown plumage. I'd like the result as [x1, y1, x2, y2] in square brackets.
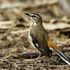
[25, 13, 70, 65]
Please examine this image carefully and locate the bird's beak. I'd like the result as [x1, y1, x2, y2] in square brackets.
[25, 13, 31, 16]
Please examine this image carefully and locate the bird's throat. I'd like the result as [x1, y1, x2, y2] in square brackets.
[33, 22, 36, 26]
[32, 20, 37, 26]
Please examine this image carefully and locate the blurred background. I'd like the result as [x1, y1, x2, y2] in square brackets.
[0, 0, 70, 70]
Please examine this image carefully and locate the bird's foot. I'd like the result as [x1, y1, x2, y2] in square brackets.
[49, 50, 52, 57]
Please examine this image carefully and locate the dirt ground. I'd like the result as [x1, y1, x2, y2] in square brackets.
[0, 0, 70, 70]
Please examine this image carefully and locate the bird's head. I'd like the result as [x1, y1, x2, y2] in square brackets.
[25, 13, 42, 26]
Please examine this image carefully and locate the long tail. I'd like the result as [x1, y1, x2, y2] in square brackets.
[53, 48, 70, 65]
[48, 39, 70, 65]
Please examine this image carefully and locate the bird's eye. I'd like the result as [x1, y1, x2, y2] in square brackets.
[32, 15, 36, 17]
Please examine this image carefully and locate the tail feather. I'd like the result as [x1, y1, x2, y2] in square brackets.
[53, 49, 70, 65]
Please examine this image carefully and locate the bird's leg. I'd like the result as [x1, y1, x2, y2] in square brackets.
[32, 40, 48, 65]
[49, 49, 52, 57]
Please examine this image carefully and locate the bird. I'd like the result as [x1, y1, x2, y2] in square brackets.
[25, 12, 70, 65]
